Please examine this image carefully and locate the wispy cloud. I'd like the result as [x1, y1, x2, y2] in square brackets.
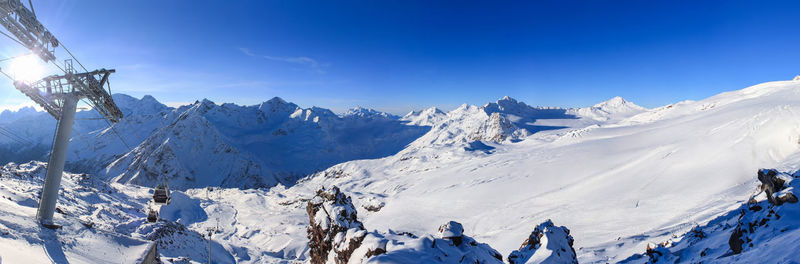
[238, 47, 329, 74]
[239, 47, 257, 57]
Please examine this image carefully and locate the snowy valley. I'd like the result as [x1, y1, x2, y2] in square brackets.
[1, 78, 800, 263]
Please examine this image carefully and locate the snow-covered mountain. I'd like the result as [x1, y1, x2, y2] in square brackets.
[568, 96, 647, 122]
[401, 107, 447, 126]
[0, 93, 641, 191]
[264, 79, 800, 263]
[0, 106, 38, 124]
[102, 97, 430, 189]
[0, 94, 170, 168]
[3, 78, 800, 263]
[344, 106, 399, 120]
[0, 95, 434, 190]
[400, 96, 647, 149]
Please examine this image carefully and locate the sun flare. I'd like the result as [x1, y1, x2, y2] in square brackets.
[8, 54, 44, 84]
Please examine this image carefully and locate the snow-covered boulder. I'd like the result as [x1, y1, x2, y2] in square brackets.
[507, 220, 577, 264]
[437, 221, 464, 240]
[756, 169, 798, 206]
[370, 221, 504, 264]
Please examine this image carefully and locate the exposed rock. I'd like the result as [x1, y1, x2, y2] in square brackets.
[757, 169, 797, 205]
[331, 228, 368, 264]
[728, 169, 798, 255]
[729, 205, 783, 255]
[362, 203, 384, 212]
[507, 219, 577, 264]
[306, 186, 368, 264]
[618, 167, 800, 263]
[307, 187, 505, 263]
[643, 242, 671, 264]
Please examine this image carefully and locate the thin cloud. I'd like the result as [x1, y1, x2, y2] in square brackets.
[238, 47, 328, 73]
[239, 47, 257, 57]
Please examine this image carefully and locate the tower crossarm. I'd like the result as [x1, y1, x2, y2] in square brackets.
[15, 69, 123, 122]
[66, 69, 122, 122]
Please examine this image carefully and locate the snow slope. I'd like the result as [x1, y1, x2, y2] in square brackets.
[0, 162, 155, 263]
[272, 79, 800, 263]
[619, 165, 800, 263]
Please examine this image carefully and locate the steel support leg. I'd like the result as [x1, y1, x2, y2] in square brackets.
[37, 94, 78, 227]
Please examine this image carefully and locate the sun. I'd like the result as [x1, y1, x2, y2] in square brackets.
[8, 54, 44, 84]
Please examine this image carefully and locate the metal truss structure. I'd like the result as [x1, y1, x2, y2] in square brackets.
[0, 0, 58, 62]
[0, 0, 123, 227]
[14, 66, 122, 122]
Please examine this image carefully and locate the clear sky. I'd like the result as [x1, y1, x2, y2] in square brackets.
[0, 0, 799, 114]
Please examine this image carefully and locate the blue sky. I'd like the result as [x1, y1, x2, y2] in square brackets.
[0, 1, 799, 114]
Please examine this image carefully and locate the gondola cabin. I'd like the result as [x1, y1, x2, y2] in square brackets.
[153, 183, 171, 204]
[146, 208, 159, 223]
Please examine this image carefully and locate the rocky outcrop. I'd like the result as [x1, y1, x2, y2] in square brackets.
[307, 187, 577, 264]
[306, 186, 368, 264]
[757, 169, 798, 206]
[306, 186, 393, 264]
[507, 220, 577, 264]
[728, 169, 799, 254]
[619, 168, 800, 263]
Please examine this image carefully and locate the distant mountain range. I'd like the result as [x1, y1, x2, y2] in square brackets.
[0, 94, 645, 190]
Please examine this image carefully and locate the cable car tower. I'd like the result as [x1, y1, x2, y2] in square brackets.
[0, 0, 123, 228]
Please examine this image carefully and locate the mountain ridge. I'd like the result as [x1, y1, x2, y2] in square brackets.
[0, 93, 644, 190]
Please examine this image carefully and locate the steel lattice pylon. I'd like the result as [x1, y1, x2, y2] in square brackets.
[0, 0, 58, 62]
[0, 0, 123, 227]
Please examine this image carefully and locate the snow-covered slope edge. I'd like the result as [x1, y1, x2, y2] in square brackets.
[619, 167, 800, 263]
